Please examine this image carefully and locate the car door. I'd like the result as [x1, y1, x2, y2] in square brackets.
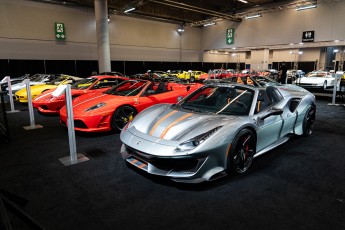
[255, 88, 284, 152]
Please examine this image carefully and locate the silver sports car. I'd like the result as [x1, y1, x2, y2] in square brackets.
[120, 82, 316, 183]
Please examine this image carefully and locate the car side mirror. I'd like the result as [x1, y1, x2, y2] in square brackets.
[177, 96, 183, 102]
[260, 107, 283, 120]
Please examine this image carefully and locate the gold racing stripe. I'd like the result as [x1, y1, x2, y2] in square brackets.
[159, 113, 193, 139]
[149, 110, 178, 136]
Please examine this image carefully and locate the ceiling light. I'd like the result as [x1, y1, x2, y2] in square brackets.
[177, 25, 185, 34]
[124, 7, 135, 13]
[289, 43, 294, 45]
[334, 40, 340, 43]
[334, 49, 339, 53]
[238, 0, 248, 3]
[232, 47, 237, 50]
[107, 16, 110, 22]
[296, 4, 317, 11]
[299, 42, 304, 45]
[203, 22, 216, 27]
[298, 51, 303, 54]
[245, 14, 261, 19]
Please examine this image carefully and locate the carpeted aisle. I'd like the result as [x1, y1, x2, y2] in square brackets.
[0, 98, 344, 230]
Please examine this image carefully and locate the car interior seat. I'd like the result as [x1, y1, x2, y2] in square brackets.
[154, 81, 166, 94]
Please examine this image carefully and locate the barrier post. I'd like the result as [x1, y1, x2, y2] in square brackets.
[58, 85, 89, 166]
[5, 76, 20, 113]
[23, 79, 43, 130]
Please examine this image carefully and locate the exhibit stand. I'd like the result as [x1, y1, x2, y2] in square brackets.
[328, 71, 343, 106]
[4, 76, 19, 113]
[57, 85, 89, 166]
[0, 91, 10, 142]
[23, 79, 43, 130]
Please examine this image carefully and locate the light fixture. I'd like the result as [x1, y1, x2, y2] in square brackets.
[245, 13, 261, 19]
[107, 16, 110, 22]
[334, 49, 339, 53]
[203, 22, 216, 27]
[177, 24, 185, 34]
[334, 40, 340, 43]
[298, 51, 303, 54]
[124, 7, 135, 13]
[232, 47, 237, 50]
[299, 42, 304, 45]
[296, 4, 317, 11]
[238, 0, 248, 3]
[289, 43, 294, 45]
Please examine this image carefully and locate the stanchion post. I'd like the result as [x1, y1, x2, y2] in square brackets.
[59, 85, 89, 166]
[23, 79, 43, 130]
[5, 76, 20, 113]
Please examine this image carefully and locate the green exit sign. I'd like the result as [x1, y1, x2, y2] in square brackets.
[226, 28, 234, 45]
[55, 22, 66, 40]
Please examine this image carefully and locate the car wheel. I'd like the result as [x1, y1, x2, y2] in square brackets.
[323, 81, 327, 90]
[111, 106, 137, 131]
[302, 105, 316, 137]
[227, 128, 255, 174]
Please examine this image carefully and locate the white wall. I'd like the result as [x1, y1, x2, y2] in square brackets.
[0, 0, 344, 65]
[0, 0, 202, 61]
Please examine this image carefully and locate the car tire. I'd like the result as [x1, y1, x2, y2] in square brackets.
[302, 105, 316, 137]
[111, 105, 137, 131]
[323, 81, 327, 90]
[227, 128, 255, 174]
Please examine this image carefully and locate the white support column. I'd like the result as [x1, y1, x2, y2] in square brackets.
[94, 0, 111, 73]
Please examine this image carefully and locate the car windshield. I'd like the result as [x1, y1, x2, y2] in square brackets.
[176, 85, 254, 116]
[253, 76, 280, 87]
[31, 75, 47, 82]
[71, 78, 97, 89]
[104, 80, 148, 96]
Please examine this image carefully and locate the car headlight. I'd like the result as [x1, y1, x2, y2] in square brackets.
[85, 102, 106, 111]
[175, 126, 222, 152]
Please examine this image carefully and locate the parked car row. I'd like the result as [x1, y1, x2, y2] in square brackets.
[2, 71, 317, 184]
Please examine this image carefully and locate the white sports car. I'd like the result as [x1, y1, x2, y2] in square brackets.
[295, 70, 335, 89]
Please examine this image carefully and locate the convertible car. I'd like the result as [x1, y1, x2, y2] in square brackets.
[59, 79, 203, 132]
[295, 70, 335, 89]
[33, 75, 128, 114]
[7, 74, 58, 94]
[15, 75, 83, 103]
[120, 82, 316, 183]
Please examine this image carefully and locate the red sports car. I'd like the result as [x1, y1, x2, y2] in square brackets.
[33, 75, 128, 114]
[59, 79, 203, 132]
[199, 69, 233, 81]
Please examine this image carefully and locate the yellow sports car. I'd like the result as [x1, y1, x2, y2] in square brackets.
[15, 75, 82, 103]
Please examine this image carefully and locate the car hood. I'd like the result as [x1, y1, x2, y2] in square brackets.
[60, 92, 133, 115]
[16, 85, 57, 96]
[126, 104, 243, 143]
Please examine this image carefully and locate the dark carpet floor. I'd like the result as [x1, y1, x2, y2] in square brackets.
[0, 96, 344, 230]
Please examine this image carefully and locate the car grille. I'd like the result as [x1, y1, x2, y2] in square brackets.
[125, 145, 201, 174]
[74, 120, 88, 129]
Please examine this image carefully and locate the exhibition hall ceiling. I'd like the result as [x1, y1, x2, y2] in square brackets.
[29, 0, 331, 26]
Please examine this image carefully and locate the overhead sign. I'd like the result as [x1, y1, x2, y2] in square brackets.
[302, 31, 314, 42]
[226, 28, 235, 45]
[55, 22, 66, 40]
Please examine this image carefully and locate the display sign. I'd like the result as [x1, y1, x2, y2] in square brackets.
[226, 28, 235, 45]
[302, 31, 314, 42]
[55, 22, 66, 40]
